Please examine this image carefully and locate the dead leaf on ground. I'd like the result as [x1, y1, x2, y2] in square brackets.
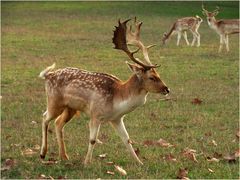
[208, 168, 214, 173]
[223, 150, 240, 163]
[21, 148, 37, 156]
[98, 153, 107, 159]
[182, 147, 198, 162]
[106, 161, 114, 166]
[206, 157, 220, 162]
[210, 140, 217, 146]
[31, 121, 37, 125]
[41, 160, 58, 165]
[1, 159, 16, 171]
[114, 165, 127, 176]
[204, 131, 212, 137]
[163, 154, 177, 162]
[134, 148, 140, 156]
[33, 144, 41, 151]
[213, 152, 222, 159]
[37, 174, 54, 179]
[177, 168, 189, 179]
[191, 98, 202, 105]
[143, 139, 174, 148]
[106, 171, 115, 175]
[57, 175, 67, 179]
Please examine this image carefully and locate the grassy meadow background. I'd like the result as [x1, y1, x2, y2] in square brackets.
[1, 1, 239, 179]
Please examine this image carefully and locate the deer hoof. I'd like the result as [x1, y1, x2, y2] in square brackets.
[40, 154, 45, 159]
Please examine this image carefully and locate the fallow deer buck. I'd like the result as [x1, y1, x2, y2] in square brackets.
[39, 18, 170, 165]
[202, 5, 239, 52]
[162, 16, 203, 47]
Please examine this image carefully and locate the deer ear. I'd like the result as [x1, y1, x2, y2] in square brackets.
[126, 61, 144, 78]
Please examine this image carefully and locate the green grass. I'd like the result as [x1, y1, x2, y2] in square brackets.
[1, 1, 239, 179]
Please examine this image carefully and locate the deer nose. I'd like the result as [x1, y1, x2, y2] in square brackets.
[164, 87, 170, 94]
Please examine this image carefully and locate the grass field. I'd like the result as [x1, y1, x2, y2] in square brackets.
[1, 1, 239, 179]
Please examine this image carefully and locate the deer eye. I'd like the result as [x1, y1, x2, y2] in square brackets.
[149, 77, 155, 81]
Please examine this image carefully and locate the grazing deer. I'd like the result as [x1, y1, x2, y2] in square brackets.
[202, 5, 240, 52]
[39, 18, 170, 165]
[162, 16, 203, 47]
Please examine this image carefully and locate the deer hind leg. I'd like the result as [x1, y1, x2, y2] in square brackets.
[55, 108, 76, 160]
[40, 108, 63, 159]
[176, 32, 182, 46]
[110, 118, 143, 165]
[183, 31, 190, 46]
[84, 118, 101, 165]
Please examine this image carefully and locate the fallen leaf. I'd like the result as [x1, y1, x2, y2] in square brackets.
[143, 140, 155, 146]
[1, 159, 16, 171]
[182, 148, 198, 162]
[31, 121, 37, 125]
[223, 153, 237, 163]
[211, 140, 217, 146]
[157, 138, 174, 148]
[114, 165, 127, 176]
[208, 168, 214, 173]
[106, 161, 114, 166]
[134, 148, 140, 156]
[163, 154, 177, 162]
[106, 171, 115, 175]
[213, 152, 222, 159]
[41, 160, 58, 165]
[98, 153, 107, 159]
[204, 132, 212, 137]
[207, 157, 220, 162]
[234, 149, 240, 158]
[191, 98, 202, 105]
[57, 175, 67, 179]
[177, 168, 189, 179]
[38, 174, 53, 179]
[21, 148, 37, 156]
[33, 144, 41, 151]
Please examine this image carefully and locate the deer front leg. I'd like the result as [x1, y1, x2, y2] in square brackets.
[84, 118, 101, 165]
[225, 34, 229, 52]
[196, 31, 200, 47]
[218, 35, 224, 53]
[110, 118, 143, 165]
[40, 111, 55, 159]
[176, 32, 182, 46]
[55, 108, 76, 160]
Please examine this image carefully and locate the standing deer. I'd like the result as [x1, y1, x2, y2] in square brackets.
[39, 18, 170, 165]
[162, 16, 203, 47]
[202, 5, 239, 52]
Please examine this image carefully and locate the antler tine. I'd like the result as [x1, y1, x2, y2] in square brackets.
[213, 6, 220, 13]
[112, 18, 159, 70]
[147, 44, 157, 49]
[202, 4, 208, 13]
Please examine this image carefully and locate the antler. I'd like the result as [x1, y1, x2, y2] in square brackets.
[112, 18, 159, 70]
[213, 6, 220, 13]
[126, 17, 156, 65]
[202, 4, 208, 14]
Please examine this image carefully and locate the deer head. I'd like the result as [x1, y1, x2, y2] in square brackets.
[112, 18, 169, 95]
[202, 4, 219, 18]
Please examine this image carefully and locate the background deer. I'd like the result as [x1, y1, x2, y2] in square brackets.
[202, 5, 239, 52]
[162, 16, 203, 47]
[39, 18, 170, 165]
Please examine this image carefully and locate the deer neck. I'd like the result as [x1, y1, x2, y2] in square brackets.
[113, 75, 148, 117]
[208, 17, 219, 31]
